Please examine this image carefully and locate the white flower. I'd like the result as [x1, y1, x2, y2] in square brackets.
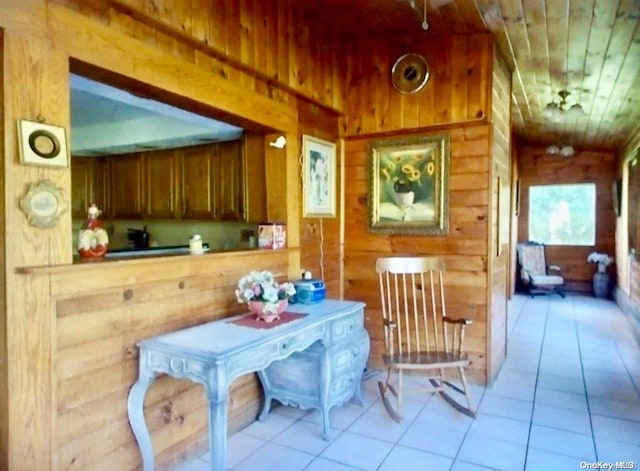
[235, 270, 296, 310]
[587, 252, 613, 267]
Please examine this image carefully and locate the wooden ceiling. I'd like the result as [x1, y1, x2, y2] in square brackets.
[307, 0, 640, 152]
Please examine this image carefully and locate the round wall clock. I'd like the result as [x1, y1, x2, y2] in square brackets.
[28, 129, 61, 159]
[391, 53, 430, 94]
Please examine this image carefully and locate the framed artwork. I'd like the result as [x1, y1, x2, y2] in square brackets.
[302, 135, 336, 218]
[18, 120, 69, 168]
[368, 133, 450, 235]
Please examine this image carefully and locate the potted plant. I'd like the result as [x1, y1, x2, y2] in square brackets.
[587, 252, 614, 273]
[235, 270, 296, 322]
[587, 252, 614, 298]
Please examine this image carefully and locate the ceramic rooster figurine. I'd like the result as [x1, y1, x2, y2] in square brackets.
[77, 203, 109, 260]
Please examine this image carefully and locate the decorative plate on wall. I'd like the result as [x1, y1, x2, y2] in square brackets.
[19, 180, 68, 228]
[391, 53, 430, 94]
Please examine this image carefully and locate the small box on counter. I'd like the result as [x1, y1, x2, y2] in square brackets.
[258, 223, 286, 249]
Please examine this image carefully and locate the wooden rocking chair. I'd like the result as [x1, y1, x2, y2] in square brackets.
[376, 256, 476, 422]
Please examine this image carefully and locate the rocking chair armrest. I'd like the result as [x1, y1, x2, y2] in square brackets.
[444, 317, 472, 326]
[383, 318, 397, 329]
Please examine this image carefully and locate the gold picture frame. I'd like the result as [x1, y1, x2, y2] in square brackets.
[368, 133, 450, 235]
[302, 135, 337, 218]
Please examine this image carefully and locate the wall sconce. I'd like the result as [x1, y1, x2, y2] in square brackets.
[269, 135, 287, 149]
[543, 90, 585, 121]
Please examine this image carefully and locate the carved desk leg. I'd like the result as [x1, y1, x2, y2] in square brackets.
[320, 345, 332, 441]
[256, 370, 273, 421]
[127, 372, 156, 471]
[205, 367, 229, 471]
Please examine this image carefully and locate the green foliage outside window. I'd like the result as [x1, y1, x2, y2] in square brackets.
[528, 183, 596, 246]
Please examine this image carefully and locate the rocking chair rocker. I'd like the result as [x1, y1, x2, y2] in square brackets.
[376, 256, 476, 422]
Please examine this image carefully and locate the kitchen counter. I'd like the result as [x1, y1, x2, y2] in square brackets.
[105, 243, 211, 258]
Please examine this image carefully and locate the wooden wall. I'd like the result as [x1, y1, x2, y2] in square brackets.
[32, 250, 288, 470]
[0, 1, 338, 469]
[0, 2, 506, 470]
[296, 99, 343, 296]
[341, 33, 494, 385]
[344, 33, 490, 136]
[488, 46, 512, 384]
[517, 145, 617, 293]
[618, 127, 640, 304]
[51, 0, 346, 113]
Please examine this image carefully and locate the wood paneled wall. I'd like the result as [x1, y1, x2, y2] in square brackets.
[0, 3, 504, 470]
[0, 1, 332, 469]
[343, 33, 492, 136]
[517, 145, 617, 292]
[343, 124, 492, 384]
[51, 0, 346, 113]
[32, 250, 288, 470]
[618, 127, 640, 303]
[297, 98, 342, 297]
[341, 33, 494, 385]
[488, 47, 512, 384]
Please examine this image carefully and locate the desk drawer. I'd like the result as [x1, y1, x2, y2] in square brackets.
[330, 331, 369, 373]
[329, 309, 364, 343]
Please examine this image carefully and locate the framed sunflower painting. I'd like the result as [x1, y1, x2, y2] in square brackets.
[368, 133, 450, 235]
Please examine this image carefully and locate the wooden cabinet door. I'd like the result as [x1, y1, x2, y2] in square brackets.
[108, 155, 144, 219]
[93, 157, 109, 215]
[242, 133, 267, 222]
[144, 151, 177, 218]
[71, 157, 109, 219]
[70, 157, 93, 219]
[180, 145, 214, 219]
[213, 140, 243, 221]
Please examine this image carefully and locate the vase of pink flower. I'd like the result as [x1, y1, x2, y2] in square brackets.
[235, 270, 296, 322]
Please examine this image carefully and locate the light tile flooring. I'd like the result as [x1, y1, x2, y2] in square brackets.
[175, 294, 640, 470]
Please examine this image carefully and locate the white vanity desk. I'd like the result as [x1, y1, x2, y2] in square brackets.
[127, 299, 370, 471]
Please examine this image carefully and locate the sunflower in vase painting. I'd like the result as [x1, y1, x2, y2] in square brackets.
[379, 150, 436, 221]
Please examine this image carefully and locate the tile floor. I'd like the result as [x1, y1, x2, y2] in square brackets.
[175, 294, 640, 470]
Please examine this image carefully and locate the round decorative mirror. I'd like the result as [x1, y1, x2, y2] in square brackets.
[391, 53, 430, 94]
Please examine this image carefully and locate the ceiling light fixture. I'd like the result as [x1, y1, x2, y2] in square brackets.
[543, 90, 585, 121]
[546, 143, 575, 157]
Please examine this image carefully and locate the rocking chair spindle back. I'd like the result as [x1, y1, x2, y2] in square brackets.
[376, 256, 476, 422]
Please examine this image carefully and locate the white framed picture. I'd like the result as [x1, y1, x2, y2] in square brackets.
[18, 119, 69, 168]
[302, 135, 336, 218]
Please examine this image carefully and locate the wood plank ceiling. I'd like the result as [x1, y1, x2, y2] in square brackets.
[307, 0, 640, 152]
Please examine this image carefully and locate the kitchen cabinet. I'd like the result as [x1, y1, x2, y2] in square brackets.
[108, 155, 144, 219]
[242, 133, 267, 222]
[180, 145, 215, 219]
[213, 140, 243, 221]
[144, 151, 178, 219]
[71, 158, 93, 219]
[71, 138, 264, 222]
[71, 157, 108, 219]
